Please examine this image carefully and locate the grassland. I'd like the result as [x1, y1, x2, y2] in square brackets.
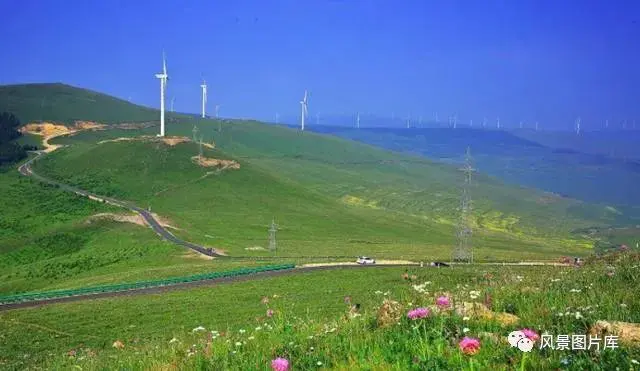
[0, 158, 273, 295]
[1, 251, 639, 369]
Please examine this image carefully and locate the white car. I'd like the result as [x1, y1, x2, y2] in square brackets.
[356, 256, 376, 265]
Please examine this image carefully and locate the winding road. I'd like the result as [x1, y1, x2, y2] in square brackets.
[19, 151, 224, 257]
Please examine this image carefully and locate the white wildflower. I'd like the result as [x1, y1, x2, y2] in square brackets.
[375, 290, 383, 295]
[463, 316, 470, 321]
[248, 336, 255, 340]
[317, 361, 323, 366]
[569, 289, 582, 293]
[192, 326, 206, 332]
[463, 328, 470, 333]
[255, 326, 262, 331]
[238, 329, 246, 334]
[575, 312, 584, 320]
[631, 359, 639, 365]
[169, 338, 178, 344]
[621, 303, 628, 308]
[235, 342, 242, 347]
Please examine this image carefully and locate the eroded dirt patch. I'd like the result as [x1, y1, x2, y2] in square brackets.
[98, 135, 192, 147]
[86, 213, 147, 227]
[191, 156, 240, 170]
[21, 121, 106, 152]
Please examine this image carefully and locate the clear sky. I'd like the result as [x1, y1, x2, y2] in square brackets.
[2, 0, 639, 129]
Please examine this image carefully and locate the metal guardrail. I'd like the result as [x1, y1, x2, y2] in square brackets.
[0, 264, 295, 305]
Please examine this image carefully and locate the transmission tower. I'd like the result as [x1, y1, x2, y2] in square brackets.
[268, 218, 278, 254]
[192, 125, 199, 142]
[452, 147, 475, 264]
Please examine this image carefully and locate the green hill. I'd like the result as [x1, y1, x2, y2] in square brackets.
[0, 83, 158, 125]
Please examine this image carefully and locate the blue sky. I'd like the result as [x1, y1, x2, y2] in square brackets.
[2, 0, 639, 129]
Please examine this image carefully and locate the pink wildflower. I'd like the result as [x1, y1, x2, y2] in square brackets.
[436, 296, 451, 308]
[407, 307, 430, 320]
[521, 328, 539, 342]
[266, 309, 274, 317]
[402, 273, 409, 280]
[620, 244, 629, 251]
[459, 337, 481, 355]
[271, 357, 290, 371]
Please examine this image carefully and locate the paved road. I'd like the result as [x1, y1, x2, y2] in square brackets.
[18, 152, 224, 257]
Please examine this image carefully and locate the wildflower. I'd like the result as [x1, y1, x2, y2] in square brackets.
[521, 328, 539, 342]
[459, 337, 481, 355]
[308, 335, 314, 339]
[112, 340, 124, 350]
[407, 307, 430, 320]
[469, 290, 480, 300]
[410, 275, 417, 281]
[606, 271, 615, 277]
[271, 358, 290, 371]
[192, 326, 206, 332]
[375, 290, 383, 295]
[67, 349, 77, 357]
[169, 338, 178, 344]
[235, 342, 242, 347]
[344, 296, 352, 304]
[267, 309, 274, 317]
[436, 296, 451, 308]
[463, 327, 470, 333]
[255, 326, 263, 331]
[621, 303, 628, 308]
[317, 361, 323, 366]
[631, 359, 639, 365]
[463, 316, 470, 321]
[239, 329, 246, 334]
[551, 278, 561, 282]
[402, 273, 409, 280]
[248, 336, 255, 340]
[261, 296, 270, 305]
[574, 312, 584, 320]
[516, 275, 524, 281]
[569, 289, 582, 293]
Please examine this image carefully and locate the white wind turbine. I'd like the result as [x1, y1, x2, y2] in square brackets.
[356, 112, 360, 129]
[170, 97, 175, 112]
[300, 90, 308, 131]
[575, 116, 581, 135]
[154, 51, 169, 137]
[200, 78, 208, 118]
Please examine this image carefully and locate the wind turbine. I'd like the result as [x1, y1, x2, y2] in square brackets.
[605, 119, 609, 129]
[154, 51, 169, 137]
[170, 97, 175, 112]
[215, 105, 220, 118]
[470, 119, 473, 127]
[316, 112, 320, 126]
[406, 114, 411, 129]
[200, 78, 208, 118]
[356, 112, 360, 129]
[575, 117, 581, 135]
[300, 90, 308, 131]
[496, 117, 500, 129]
[275, 112, 279, 124]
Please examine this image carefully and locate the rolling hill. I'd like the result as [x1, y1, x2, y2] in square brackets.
[1, 82, 635, 293]
[308, 126, 640, 208]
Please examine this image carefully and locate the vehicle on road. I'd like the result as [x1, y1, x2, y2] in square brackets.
[356, 256, 376, 265]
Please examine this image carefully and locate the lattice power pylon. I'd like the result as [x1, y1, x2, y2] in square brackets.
[268, 218, 278, 254]
[452, 147, 475, 264]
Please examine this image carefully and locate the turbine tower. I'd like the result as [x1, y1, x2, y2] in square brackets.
[154, 51, 169, 137]
[300, 90, 308, 131]
[496, 117, 500, 129]
[575, 117, 581, 135]
[200, 78, 208, 118]
[452, 147, 475, 264]
[170, 97, 175, 112]
[215, 105, 220, 118]
[356, 112, 360, 129]
[275, 112, 280, 124]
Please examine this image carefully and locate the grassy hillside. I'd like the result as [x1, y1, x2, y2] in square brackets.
[0, 158, 272, 295]
[309, 127, 640, 208]
[37, 123, 608, 261]
[0, 83, 158, 125]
